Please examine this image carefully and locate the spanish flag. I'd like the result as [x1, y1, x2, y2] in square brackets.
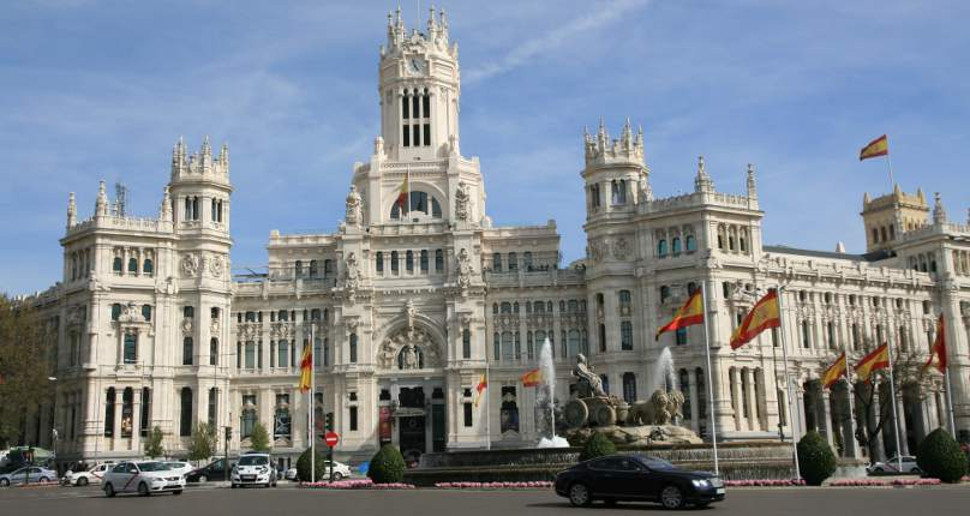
[729, 289, 781, 350]
[821, 352, 847, 389]
[396, 175, 409, 211]
[859, 134, 889, 161]
[521, 368, 542, 387]
[656, 291, 704, 341]
[473, 373, 488, 407]
[924, 315, 947, 374]
[854, 343, 890, 382]
[298, 344, 313, 392]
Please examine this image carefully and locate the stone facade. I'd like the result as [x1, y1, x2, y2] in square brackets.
[23, 11, 970, 468]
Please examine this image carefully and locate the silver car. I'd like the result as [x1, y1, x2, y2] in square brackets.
[866, 455, 921, 475]
[0, 466, 58, 486]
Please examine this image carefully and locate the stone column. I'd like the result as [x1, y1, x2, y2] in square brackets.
[688, 373, 699, 434]
[795, 385, 807, 438]
[822, 391, 834, 448]
[895, 394, 910, 456]
[843, 384, 858, 458]
[745, 368, 757, 432]
[870, 388, 886, 462]
[729, 367, 742, 431]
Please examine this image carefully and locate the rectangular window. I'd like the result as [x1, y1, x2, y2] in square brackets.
[402, 125, 410, 147]
[277, 340, 289, 369]
[349, 406, 358, 431]
[402, 97, 409, 119]
[675, 327, 688, 346]
[208, 388, 217, 427]
[422, 94, 430, 117]
[621, 321, 633, 350]
[462, 329, 471, 359]
[423, 124, 430, 147]
[463, 403, 473, 427]
[245, 342, 255, 369]
[412, 124, 420, 147]
[123, 333, 137, 364]
[140, 388, 151, 437]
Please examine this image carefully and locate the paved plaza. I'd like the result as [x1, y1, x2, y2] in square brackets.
[2, 485, 967, 516]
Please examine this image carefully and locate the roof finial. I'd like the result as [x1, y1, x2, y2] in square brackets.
[933, 192, 947, 224]
[746, 163, 757, 198]
[67, 192, 76, 228]
[95, 180, 109, 217]
[694, 155, 714, 194]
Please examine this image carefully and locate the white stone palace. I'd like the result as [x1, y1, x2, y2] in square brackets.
[23, 10, 970, 470]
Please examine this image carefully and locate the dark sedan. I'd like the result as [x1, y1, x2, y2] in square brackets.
[185, 458, 236, 483]
[555, 455, 725, 509]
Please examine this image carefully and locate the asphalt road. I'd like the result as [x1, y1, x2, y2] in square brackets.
[1, 484, 967, 516]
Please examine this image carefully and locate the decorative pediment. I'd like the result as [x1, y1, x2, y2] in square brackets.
[378, 326, 441, 371]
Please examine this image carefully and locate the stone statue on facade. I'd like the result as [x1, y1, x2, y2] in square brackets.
[405, 299, 417, 329]
[345, 185, 362, 226]
[571, 353, 607, 398]
[343, 252, 361, 290]
[456, 248, 472, 289]
[401, 342, 419, 369]
[454, 181, 470, 221]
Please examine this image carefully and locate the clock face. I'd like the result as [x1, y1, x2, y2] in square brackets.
[408, 58, 425, 75]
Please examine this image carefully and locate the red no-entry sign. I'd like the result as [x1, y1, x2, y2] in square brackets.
[325, 431, 340, 448]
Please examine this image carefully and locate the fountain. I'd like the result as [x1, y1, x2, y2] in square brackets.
[651, 346, 676, 394]
[535, 338, 570, 448]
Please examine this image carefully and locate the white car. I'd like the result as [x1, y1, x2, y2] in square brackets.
[284, 460, 352, 482]
[102, 461, 185, 497]
[867, 455, 921, 475]
[63, 462, 114, 486]
[231, 453, 277, 488]
[162, 461, 194, 479]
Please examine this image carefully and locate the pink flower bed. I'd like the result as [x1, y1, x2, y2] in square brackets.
[724, 479, 806, 487]
[302, 479, 415, 490]
[435, 481, 554, 489]
[830, 478, 941, 487]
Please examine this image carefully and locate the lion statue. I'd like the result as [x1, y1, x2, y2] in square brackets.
[626, 389, 685, 426]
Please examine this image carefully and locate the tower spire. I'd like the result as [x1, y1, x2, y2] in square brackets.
[694, 155, 714, 193]
[67, 192, 76, 228]
[95, 180, 109, 217]
[746, 163, 757, 198]
[933, 192, 947, 224]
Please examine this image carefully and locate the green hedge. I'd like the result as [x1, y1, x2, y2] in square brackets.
[917, 428, 967, 483]
[796, 430, 837, 486]
[296, 447, 328, 482]
[368, 444, 406, 484]
[579, 431, 616, 462]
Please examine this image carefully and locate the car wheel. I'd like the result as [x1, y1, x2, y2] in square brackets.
[138, 482, 150, 497]
[660, 485, 685, 510]
[568, 483, 592, 507]
[173, 490, 183, 496]
[78, 477, 89, 487]
[231, 483, 237, 489]
[38, 477, 50, 484]
[198, 475, 207, 483]
[332, 472, 343, 481]
[872, 467, 884, 475]
[104, 483, 115, 498]
[0, 478, 8, 488]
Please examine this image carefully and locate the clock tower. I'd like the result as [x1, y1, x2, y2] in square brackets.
[379, 7, 460, 161]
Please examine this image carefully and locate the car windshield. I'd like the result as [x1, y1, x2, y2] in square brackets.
[239, 456, 268, 466]
[136, 462, 171, 472]
[638, 456, 675, 469]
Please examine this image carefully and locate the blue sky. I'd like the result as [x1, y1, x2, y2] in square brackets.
[2, 0, 968, 294]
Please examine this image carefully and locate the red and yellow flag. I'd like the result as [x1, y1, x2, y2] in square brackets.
[854, 343, 890, 382]
[821, 352, 847, 389]
[730, 290, 781, 350]
[298, 344, 313, 392]
[521, 368, 542, 387]
[924, 315, 947, 374]
[396, 175, 409, 210]
[859, 134, 889, 161]
[473, 373, 488, 407]
[656, 291, 704, 341]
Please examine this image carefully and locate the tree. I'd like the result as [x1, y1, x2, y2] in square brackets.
[851, 345, 933, 461]
[187, 422, 217, 461]
[0, 295, 54, 448]
[368, 444, 405, 484]
[249, 421, 271, 452]
[144, 426, 165, 459]
[579, 431, 616, 462]
[296, 447, 327, 482]
[917, 428, 967, 483]
[797, 430, 837, 486]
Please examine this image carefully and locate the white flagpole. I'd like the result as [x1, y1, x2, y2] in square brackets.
[885, 153, 895, 189]
[699, 283, 719, 476]
[775, 287, 801, 480]
[309, 324, 315, 484]
[944, 366, 957, 435]
[885, 335, 904, 472]
[485, 365, 492, 450]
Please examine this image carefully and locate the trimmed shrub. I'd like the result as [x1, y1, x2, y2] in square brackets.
[368, 444, 406, 484]
[579, 431, 616, 462]
[296, 447, 328, 482]
[796, 430, 837, 486]
[917, 428, 967, 483]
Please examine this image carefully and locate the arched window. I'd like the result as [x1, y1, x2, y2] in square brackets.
[533, 301, 544, 313]
[500, 302, 512, 313]
[104, 388, 116, 437]
[183, 306, 194, 319]
[685, 234, 696, 252]
[324, 259, 333, 277]
[406, 250, 414, 272]
[123, 332, 137, 364]
[179, 387, 193, 437]
[801, 321, 811, 348]
[620, 321, 633, 350]
[872, 227, 879, 243]
[210, 338, 218, 366]
[420, 250, 429, 273]
[560, 300, 567, 312]
[376, 252, 384, 273]
[622, 373, 637, 404]
[508, 252, 518, 272]
[492, 252, 502, 272]
[182, 336, 194, 365]
[143, 258, 153, 276]
[657, 239, 668, 257]
[739, 230, 748, 252]
[113, 257, 123, 274]
[671, 237, 682, 254]
[391, 251, 399, 273]
[568, 299, 579, 312]
[128, 257, 138, 274]
[435, 249, 443, 272]
[141, 304, 152, 322]
[309, 260, 318, 278]
[513, 302, 520, 313]
[349, 333, 358, 363]
[880, 226, 887, 243]
[295, 260, 303, 278]
[121, 387, 134, 438]
[389, 191, 443, 219]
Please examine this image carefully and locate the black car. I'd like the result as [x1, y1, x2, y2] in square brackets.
[185, 458, 236, 483]
[554, 455, 725, 509]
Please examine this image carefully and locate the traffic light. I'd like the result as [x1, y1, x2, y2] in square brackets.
[325, 412, 334, 432]
[225, 426, 232, 441]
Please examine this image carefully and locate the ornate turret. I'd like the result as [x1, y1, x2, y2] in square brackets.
[694, 156, 714, 194]
[169, 136, 230, 183]
[95, 180, 109, 217]
[583, 117, 646, 167]
[861, 185, 929, 252]
[933, 192, 947, 224]
[67, 192, 76, 228]
[159, 186, 173, 222]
